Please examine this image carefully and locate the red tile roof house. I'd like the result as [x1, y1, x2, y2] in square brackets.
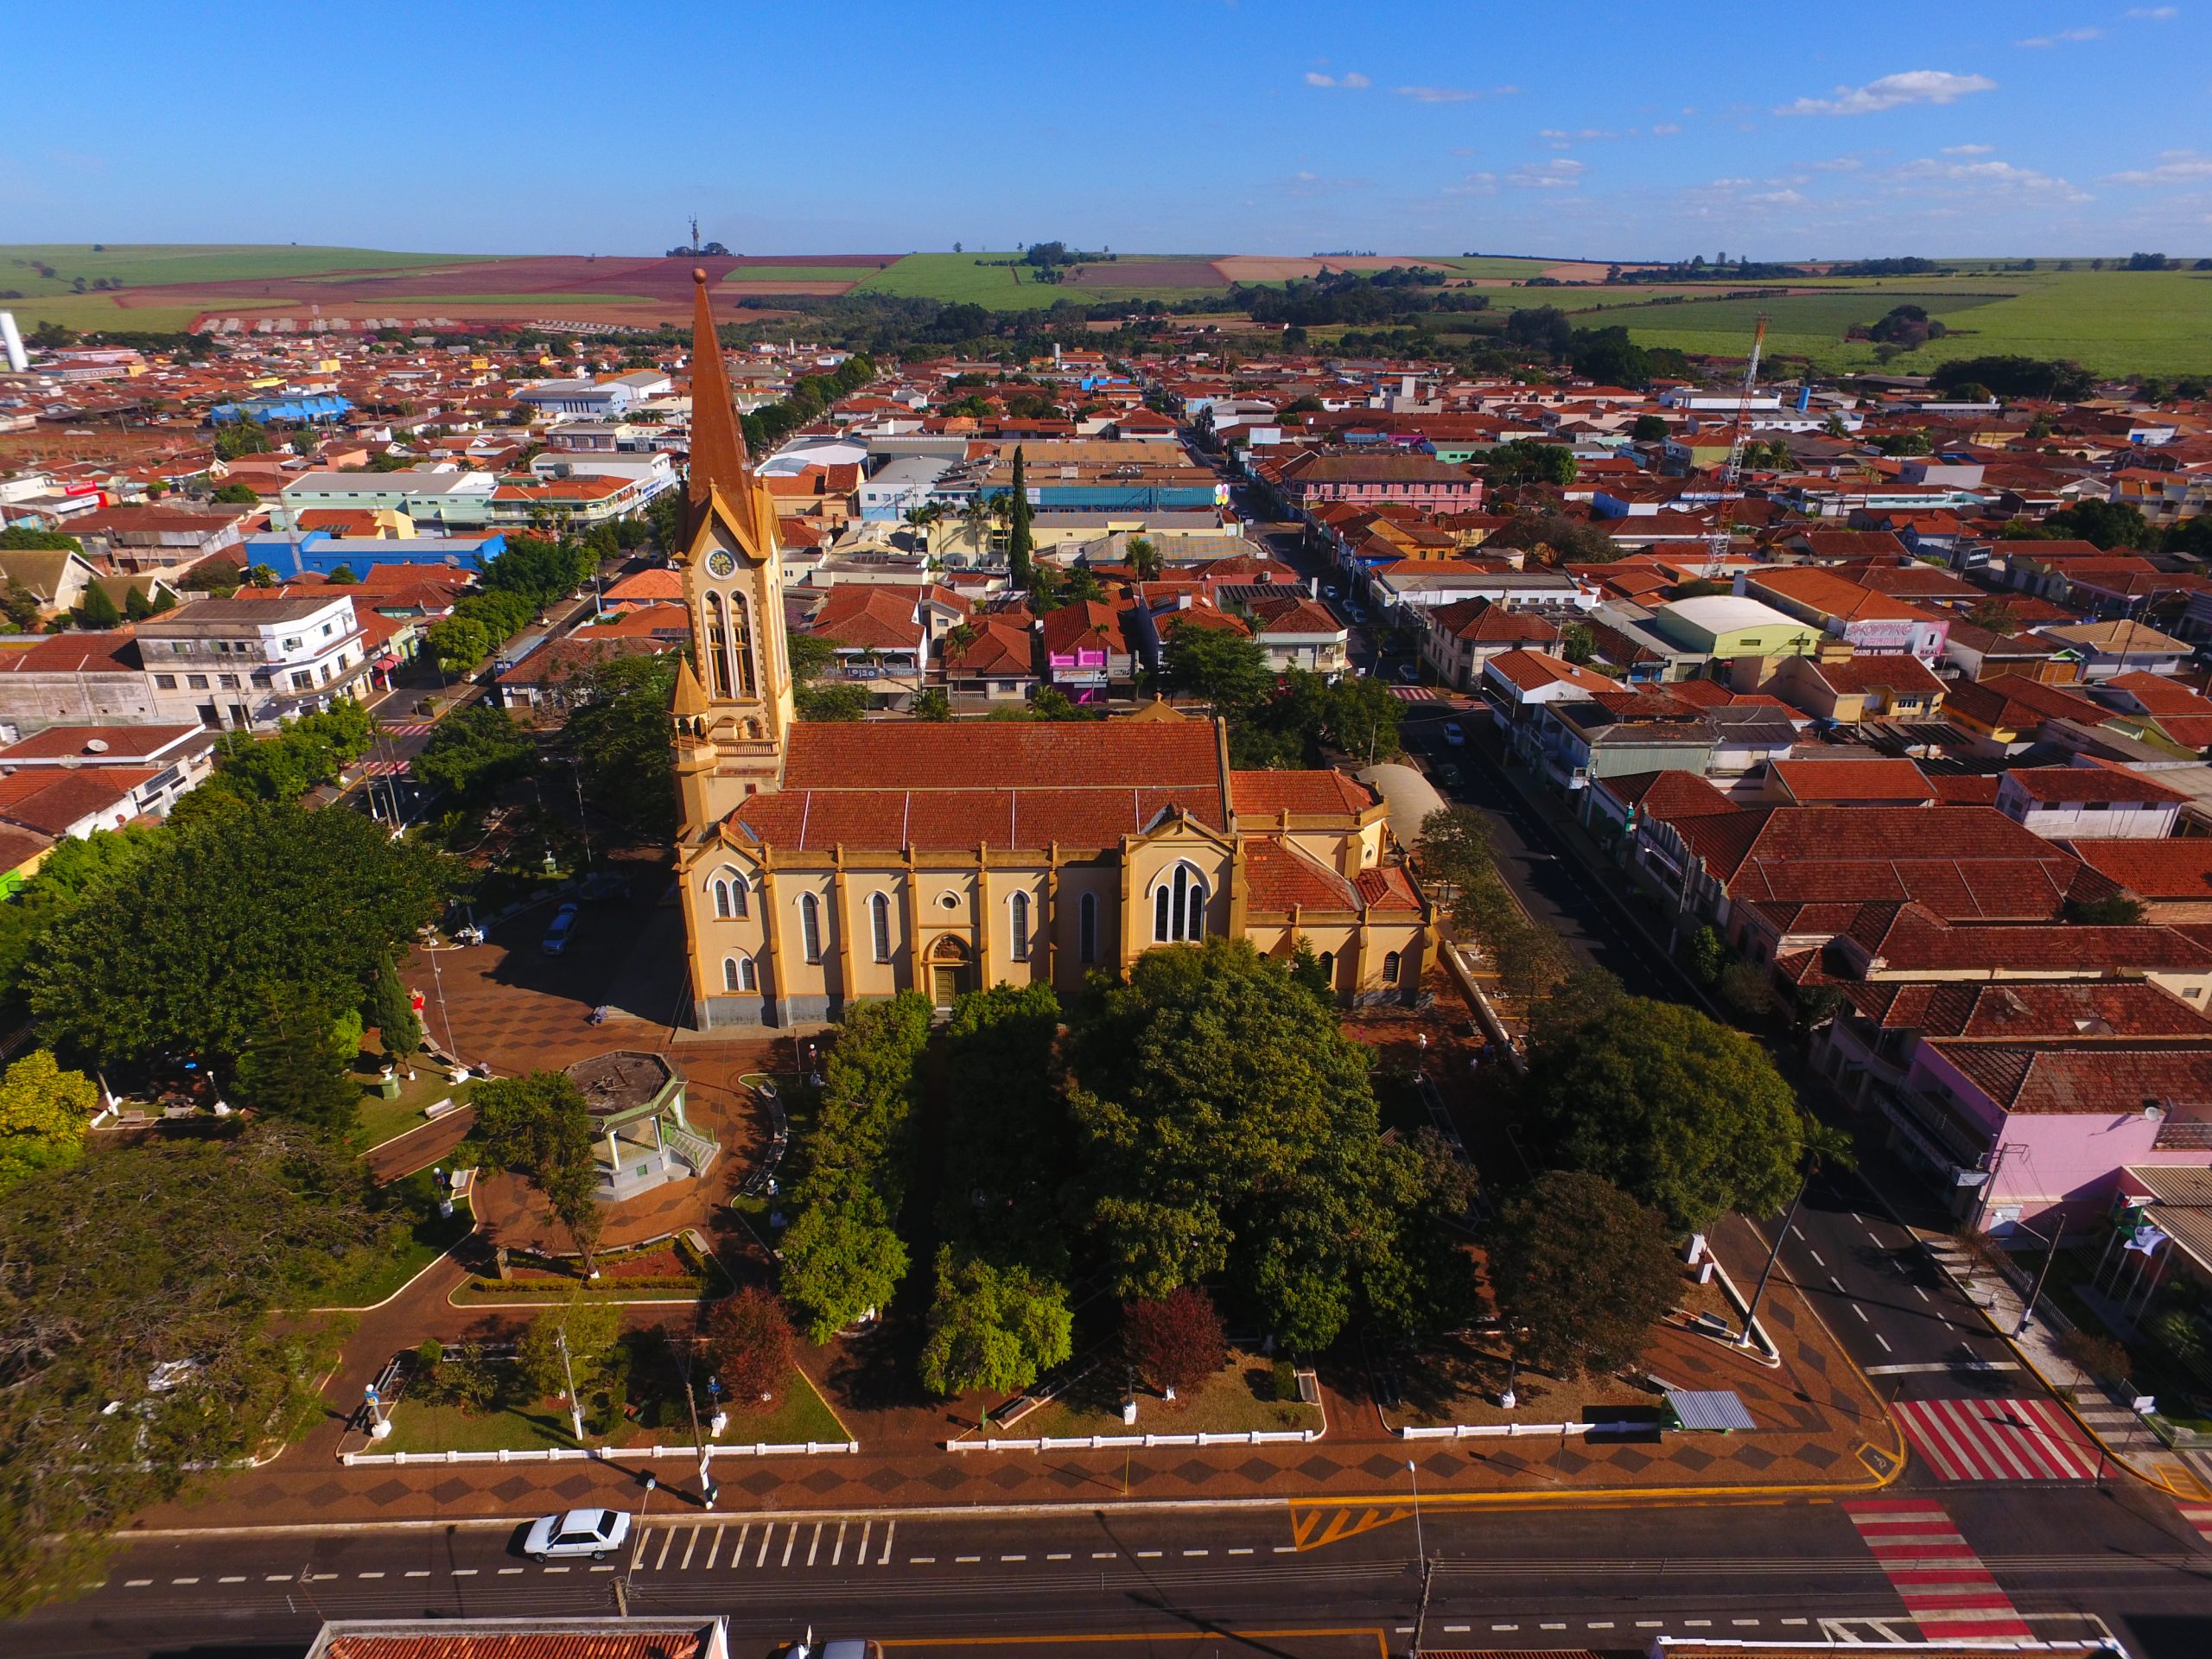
[2091, 669, 2212, 757]
[802, 584, 944, 704]
[1419, 596, 1560, 690]
[1039, 601, 1136, 702]
[1994, 759, 2189, 840]
[938, 613, 1038, 704]
[493, 635, 668, 716]
[1274, 451, 1484, 513]
[1819, 976, 2212, 1229]
[1763, 651, 1946, 726]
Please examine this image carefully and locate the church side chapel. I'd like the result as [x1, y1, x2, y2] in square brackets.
[668, 271, 1432, 1027]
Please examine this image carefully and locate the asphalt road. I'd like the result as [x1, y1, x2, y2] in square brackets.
[21, 1487, 2211, 1658]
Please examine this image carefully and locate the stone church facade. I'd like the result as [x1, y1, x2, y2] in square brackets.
[668, 271, 1432, 1028]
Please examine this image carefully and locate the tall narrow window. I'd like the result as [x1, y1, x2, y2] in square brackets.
[870, 892, 893, 963]
[1317, 950, 1334, 984]
[703, 592, 732, 698]
[799, 893, 823, 963]
[1152, 863, 1207, 944]
[1010, 891, 1031, 960]
[714, 879, 733, 919]
[1183, 870, 1206, 940]
[728, 875, 747, 918]
[1079, 893, 1098, 963]
[722, 957, 741, 992]
[1382, 950, 1402, 986]
[728, 591, 755, 698]
[1154, 884, 1172, 944]
[737, 955, 758, 992]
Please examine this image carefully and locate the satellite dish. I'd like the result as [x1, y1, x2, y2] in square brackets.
[83, 737, 109, 753]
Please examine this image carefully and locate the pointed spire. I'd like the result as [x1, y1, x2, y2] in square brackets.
[686, 267, 753, 544]
[672, 652, 710, 721]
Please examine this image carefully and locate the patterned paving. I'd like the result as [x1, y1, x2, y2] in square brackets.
[1893, 1395, 2102, 1482]
[1845, 1499, 2032, 1640]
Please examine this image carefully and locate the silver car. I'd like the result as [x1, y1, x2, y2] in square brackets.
[522, 1506, 631, 1560]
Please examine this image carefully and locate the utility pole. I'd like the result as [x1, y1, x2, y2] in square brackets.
[2016, 1218, 2063, 1335]
[684, 1376, 716, 1508]
[1406, 1459, 1430, 1657]
[1411, 1554, 1438, 1657]
[1741, 1155, 1817, 1348]
[556, 1323, 585, 1443]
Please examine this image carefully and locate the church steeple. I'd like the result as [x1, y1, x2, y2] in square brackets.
[674, 268, 794, 817]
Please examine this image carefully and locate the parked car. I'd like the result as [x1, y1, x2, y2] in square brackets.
[1397, 663, 1422, 683]
[1348, 604, 1367, 623]
[1433, 762, 1464, 789]
[1321, 583, 1339, 599]
[522, 1508, 630, 1560]
[542, 903, 580, 956]
[1441, 721, 1465, 747]
[579, 870, 629, 903]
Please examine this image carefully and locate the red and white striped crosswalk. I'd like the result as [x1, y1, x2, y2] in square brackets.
[1846, 1499, 2032, 1640]
[357, 760, 412, 777]
[379, 720, 433, 737]
[2177, 1503, 2212, 1548]
[1893, 1394, 2103, 1481]
[1390, 686, 1444, 702]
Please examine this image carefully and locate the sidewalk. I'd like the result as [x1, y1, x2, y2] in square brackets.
[1917, 1233, 2209, 1499]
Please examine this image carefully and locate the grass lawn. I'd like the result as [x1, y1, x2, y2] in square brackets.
[721, 265, 892, 284]
[307, 1171, 472, 1309]
[380, 1362, 845, 1455]
[4, 295, 209, 334]
[1016, 1350, 1320, 1440]
[350, 1058, 473, 1158]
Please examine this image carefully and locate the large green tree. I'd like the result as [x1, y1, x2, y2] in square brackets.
[472, 1071, 603, 1271]
[1486, 1170, 1679, 1377]
[232, 985, 360, 1141]
[917, 1247, 1074, 1400]
[1069, 937, 1471, 1351]
[365, 948, 423, 1065]
[0, 1049, 99, 1192]
[414, 701, 538, 800]
[1525, 996, 1804, 1230]
[0, 1128, 376, 1612]
[1161, 623, 1273, 721]
[559, 651, 677, 837]
[779, 1196, 910, 1343]
[29, 800, 446, 1067]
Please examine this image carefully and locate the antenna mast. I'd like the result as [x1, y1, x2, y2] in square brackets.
[1705, 314, 1769, 568]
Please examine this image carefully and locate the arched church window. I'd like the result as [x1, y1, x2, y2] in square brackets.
[799, 893, 823, 963]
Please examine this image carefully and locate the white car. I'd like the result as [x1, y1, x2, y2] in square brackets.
[522, 1507, 631, 1560]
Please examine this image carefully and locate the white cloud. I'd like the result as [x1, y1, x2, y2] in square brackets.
[2017, 26, 2102, 46]
[2101, 149, 2212, 184]
[1396, 85, 1478, 103]
[1304, 71, 1370, 88]
[2126, 7, 2177, 18]
[1942, 143, 1995, 155]
[1651, 123, 1683, 136]
[1442, 172, 1498, 197]
[1777, 69, 1997, 116]
[1895, 156, 2093, 201]
[1507, 158, 1586, 188]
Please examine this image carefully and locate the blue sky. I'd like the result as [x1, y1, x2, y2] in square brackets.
[5, 1, 2209, 257]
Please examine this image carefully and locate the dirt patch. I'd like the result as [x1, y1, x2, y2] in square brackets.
[725, 254, 901, 269]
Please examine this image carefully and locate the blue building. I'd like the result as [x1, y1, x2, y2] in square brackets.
[245, 531, 507, 579]
[211, 394, 353, 424]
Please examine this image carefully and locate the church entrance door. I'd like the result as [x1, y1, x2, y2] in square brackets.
[932, 964, 969, 1008]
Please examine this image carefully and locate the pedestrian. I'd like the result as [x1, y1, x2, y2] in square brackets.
[1416, 1031, 1429, 1053]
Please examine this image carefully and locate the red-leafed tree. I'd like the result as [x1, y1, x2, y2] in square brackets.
[706, 1286, 795, 1406]
[1122, 1287, 1228, 1393]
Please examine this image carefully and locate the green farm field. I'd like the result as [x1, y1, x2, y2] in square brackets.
[0, 243, 485, 297]
[721, 265, 894, 284]
[1602, 270, 2212, 375]
[855, 251, 1234, 308]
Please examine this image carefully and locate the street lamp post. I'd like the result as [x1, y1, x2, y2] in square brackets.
[1405, 1458, 1426, 1566]
[2015, 1217, 2064, 1336]
[1739, 1160, 1818, 1349]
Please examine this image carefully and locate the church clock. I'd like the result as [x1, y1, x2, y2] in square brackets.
[705, 549, 737, 578]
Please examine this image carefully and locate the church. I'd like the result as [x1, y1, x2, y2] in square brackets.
[668, 271, 1433, 1027]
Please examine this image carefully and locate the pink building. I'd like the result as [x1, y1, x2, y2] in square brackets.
[1276, 452, 1483, 512]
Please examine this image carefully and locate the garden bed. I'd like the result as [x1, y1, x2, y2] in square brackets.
[349, 1058, 472, 1157]
[1012, 1348, 1321, 1440]
[1376, 1326, 1659, 1431]
[453, 1241, 710, 1303]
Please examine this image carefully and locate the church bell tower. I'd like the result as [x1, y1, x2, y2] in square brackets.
[673, 268, 796, 830]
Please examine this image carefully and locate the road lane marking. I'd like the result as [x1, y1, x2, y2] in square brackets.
[1002, 1554, 1027, 1562]
[498, 1567, 523, 1575]
[704, 1525, 724, 1570]
[1877, 1333, 1893, 1352]
[266, 1574, 292, 1582]
[782, 1524, 798, 1567]
[1138, 1549, 1162, 1558]
[879, 1519, 894, 1566]
[655, 1526, 674, 1571]
[1049, 1553, 1071, 1560]
[1445, 1625, 1470, 1634]
[807, 1522, 823, 1567]
[450, 1569, 477, 1578]
[756, 1525, 772, 1568]
[1830, 1276, 1847, 1294]
[1637, 1622, 1664, 1629]
[1809, 1249, 1827, 1267]
[832, 1522, 847, 1567]
[1274, 1546, 1298, 1554]
[591, 1565, 613, 1573]
[1685, 1619, 1712, 1627]
[730, 1523, 749, 1567]
[1541, 1623, 1567, 1630]
[404, 1571, 429, 1579]
[1492, 1625, 1518, 1632]
[1590, 1622, 1615, 1630]
[1094, 1552, 1118, 1559]
[956, 1554, 981, 1563]
[1734, 1618, 1760, 1626]
[543, 1566, 569, 1574]
[124, 1580, 151, 1588]
[358, 1571, 385, 1580]
[1230, 1547, 1253, 1555]
[219, 1575, 245, 1583]
[1915, 1287, 1930, 1301]
[171, 1577, 199, 1585]
[911, 1556, 935, 1564]
[1853, 1306, 1871, 1324]
[680, 1527, 698, 1571]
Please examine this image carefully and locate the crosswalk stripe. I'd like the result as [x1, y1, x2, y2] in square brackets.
[807, 1522, 823, 1567]
[858, 1518, 872, 1564]
[781, 1523, 797, 1567]
[880, 1518, 895, 1566]
[832, 1520, 847, 1567]
[703, 1524, 724, 1569]
[654, 1526, 675, 1571]
[679, 1526, 698, 1571]
[755, 1523, 772, 1568]
[730, 1522, 749, 1567]
[1896, 1396, 2100, 1481]
[1846, 1498, 2031, 1640]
